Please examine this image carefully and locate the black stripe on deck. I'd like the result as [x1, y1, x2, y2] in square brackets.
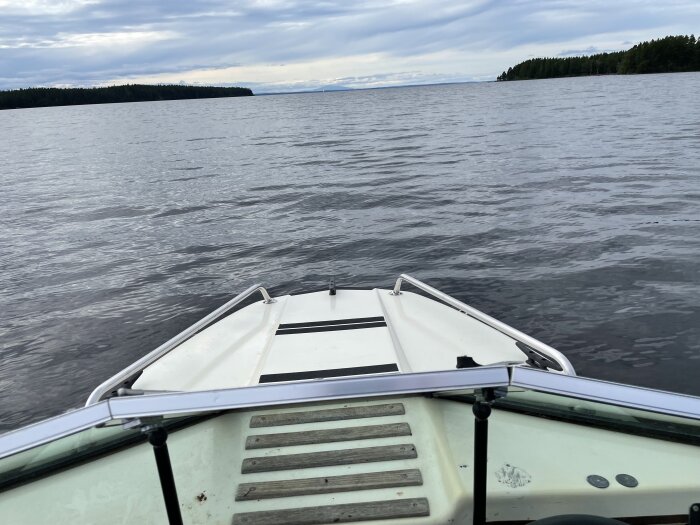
[259, 363, 399, 383]
[276, 321, 387, 335]
[278, 316, 385, 329]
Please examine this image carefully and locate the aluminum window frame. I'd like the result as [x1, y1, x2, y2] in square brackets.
[511, 366, 700, 420]
[0, 366, 509, 461]
[0, 402, 112, 460]
[6, 365, 700, 463]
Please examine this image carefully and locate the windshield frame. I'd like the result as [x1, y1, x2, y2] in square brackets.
[511, 366, 700, 419]
[5, 364, 700, 465]
[0, 366, 510, 461]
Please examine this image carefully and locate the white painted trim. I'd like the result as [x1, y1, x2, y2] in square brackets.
[375, 288, 411, 372]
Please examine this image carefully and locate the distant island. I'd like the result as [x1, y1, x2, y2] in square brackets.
[497, 35, 700, 81]
[0, 84, 253, 110]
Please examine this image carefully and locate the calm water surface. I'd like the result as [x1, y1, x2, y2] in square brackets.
[1, 74, 699, 431]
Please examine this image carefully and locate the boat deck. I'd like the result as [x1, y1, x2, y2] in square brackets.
[134, 289, 527, 393]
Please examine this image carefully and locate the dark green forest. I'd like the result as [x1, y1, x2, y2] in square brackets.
[497, 35, 700, 81]
[0, 84, 253, 110]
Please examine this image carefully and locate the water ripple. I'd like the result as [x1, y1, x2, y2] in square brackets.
[1, 73, 699, 431]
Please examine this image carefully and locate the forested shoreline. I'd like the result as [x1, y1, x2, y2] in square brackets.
[498, 35, 700, 81]
[0, 84, 253, 110]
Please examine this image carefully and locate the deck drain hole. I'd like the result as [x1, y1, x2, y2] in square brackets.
[587, 474, 609, 489]
[615, 474, 638, 488]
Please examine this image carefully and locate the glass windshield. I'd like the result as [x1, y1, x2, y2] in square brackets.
[0, 423, 137, 492]
[0, 412, 214, 493]
[503, 388, 700, 444]
[436, 386, 700, 445]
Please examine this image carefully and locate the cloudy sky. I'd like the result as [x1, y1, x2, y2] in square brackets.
[1, 0, 699, 92]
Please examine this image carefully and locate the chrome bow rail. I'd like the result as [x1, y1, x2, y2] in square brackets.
[86, 273, 574, 406]
[391, 274, 576, 376]
[85, 284, 275, 406]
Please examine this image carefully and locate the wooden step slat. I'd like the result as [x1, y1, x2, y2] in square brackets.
[246, 423, 412, 449]
[236, 468, 423, 501]
[242, 443, 417, 474]
[250, 403, 405, 428]
[232, 497, 430, 525]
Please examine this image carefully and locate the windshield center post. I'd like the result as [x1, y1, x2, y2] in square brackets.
[472, 387, 505, 525]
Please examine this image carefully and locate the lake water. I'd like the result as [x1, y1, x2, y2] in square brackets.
[1, 73, 699, 432]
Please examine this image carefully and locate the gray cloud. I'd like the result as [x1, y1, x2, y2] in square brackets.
[1, 0, 699, 90]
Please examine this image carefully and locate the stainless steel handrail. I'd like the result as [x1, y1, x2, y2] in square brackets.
[85, 284, 276, 406]
[390, 273, 576, 376]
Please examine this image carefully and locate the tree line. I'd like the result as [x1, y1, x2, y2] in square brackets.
[0, 84, 253, 110]
[497, 35, 700, 81]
